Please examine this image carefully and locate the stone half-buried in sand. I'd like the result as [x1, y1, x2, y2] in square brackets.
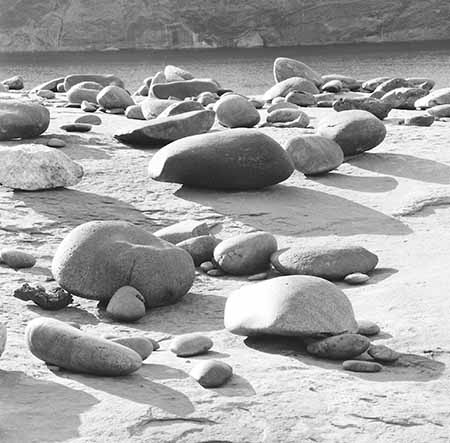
[52, 221, 195, 308]
[114, 110, 215, 147]
[224, 275, 358, 337]
[148, 129, 294, 190]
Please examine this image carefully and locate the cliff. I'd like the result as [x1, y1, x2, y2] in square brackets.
[1, 0, 450, 52]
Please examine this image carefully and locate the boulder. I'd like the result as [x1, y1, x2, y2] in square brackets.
[151, 79, 219, 100]
[0, 144, 83, 190]
[154, 219, 210, 244]
[321, 75, 361, 90]
[403, 113, 434, 127]
[374, 78, 410, 94]
[0, 100, 50, 140]
[267, 102, 300, 113]
[214, 232, 277, 275]
[321, 79, 343, 93]
[115, 110, 215, 147]
[380, 87, 428, 110]
[333, 97, 391, 120]
[158, 100, 204, 118]
[271, 244, 378, 280]
[306, 333, 370, 360]
[427, 104, 450, 118]
[367, 344, 400, 362]
[52, 221, 195, 308]
[0, 323, 6, 357]
[0, 249, 36, 268]
[361, 77, 390, 92]
[125, 104, 146, 120]
[106, 286, 146, 322]
[96, 85, 134, 110]
[170, 333, 213, 357]
[264, 77, 319, 101]
[224, 275, 358, 337]
[164, 65, 194, 82]
[176, 235, 220, 266]
[2, 75, 24, 90]
[148, 129, 294, 190]
[215, 94, 260, 128]
[149, 71, 166, 88]
[406, 77, 435, 91]
[110, 336, 153, 360]
[317, 110, 387, 156]
[141, 99, 179, 119]
[64, 74, 124, 91]
[190, 360, 233, 388]
[31, 77, 65, 93]
[267, 108, 303, 123]
[415, 88, 450, 108]
[273, 57, 322, 86]
[75, 115, 102, 125]
[285, 135, 344, 175]
[67, 82, 103, 104]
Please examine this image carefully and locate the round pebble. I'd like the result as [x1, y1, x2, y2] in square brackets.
[207, 269, 225, 277]
[60, 123, 92, 132]
[343, 360, 383, 372]
[75, 115, 102, 125]
[248, 272, 268, 281]
[368, 344, 400, 362]
[169, 333, 213, 357]
[200, 261, 215, 272]
[190, 360, 233, 388]
[0, 249, 36, 269]
[357, 320, 380, 336]
[47, 138, 66, 148]
[344, 273, 370, 285]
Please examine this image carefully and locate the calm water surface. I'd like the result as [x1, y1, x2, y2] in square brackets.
[1, 41, 450, 95]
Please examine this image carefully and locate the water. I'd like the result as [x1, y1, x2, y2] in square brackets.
[1, 40, 450, 95]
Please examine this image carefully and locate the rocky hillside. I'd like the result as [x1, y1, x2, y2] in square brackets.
[1, 0, 450, 52]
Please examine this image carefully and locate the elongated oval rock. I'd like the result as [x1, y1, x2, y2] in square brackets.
[427, 104, 450, 118]
[64, 74, 124, 91]
[158, 100, 204, 118]
[273, 57, 322, 86]
[0, 249, 36, 269]
[110, 337, 153, 360]
[214, 232, 277, 275]
[26, 318, 142, 376]
[115, 110, 215, 147]
[190, 360, 233, 388]
[170, 333, 213, 357]
[0, 100, 50, 141]
[0, 323, 6, 357]
[321, 74, 361, 90]
[148, 129, 294, 190]
[224, 275, 358, 337]
[343, 360, 382, 372]
[285, 135, 344, 175]
[151, 79, 219, 100]
[367, 344, 400, 362]
[264, 77, 319, 101]
[306, 333, 370, 360]
[317, 110, 387, 156]
[415, 87, 450, 109]
[271, 244, 378, 280]
[141, 99, 178, 119]
[357, 320, 380, 336]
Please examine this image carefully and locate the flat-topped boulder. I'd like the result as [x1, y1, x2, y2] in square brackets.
[151, 79, 219, 99]
[148, 129, 294, 190]
[273, 57, 322, 86]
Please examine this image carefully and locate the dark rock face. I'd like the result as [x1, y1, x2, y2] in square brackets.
[1, 1, 449, 52]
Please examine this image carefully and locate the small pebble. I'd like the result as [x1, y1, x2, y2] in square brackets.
[368, 344, 400, 362]
[170, 333, 213, 357]
[200, 261, 215, 272]
[75, 115, 102, 125]
[343, 360, 383, 373]
[248, 272, 268, 281]
[344, 273, 369, 285]
[0, 249, 36, 269]
[207, 269, 225, 277]
[36, 89, 55, 99]
[357, 320, 380, 336]
[47, 138, 66, 148]
[106, 108, 125, 114]
[306, 333, 370, 360]
[190, 360, 233, 388]
[60, 123, 92, 132]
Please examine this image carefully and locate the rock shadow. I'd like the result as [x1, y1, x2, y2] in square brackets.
[176, 184, 411, 237]
[211, 374, 256, 397]
[244, 336, 445, 382]
[0, 370, 98, 443]
[348, 153, 450, 185]
[14, 189, 157, 231]
[311, 172, 398, 193]
[27, 305, 101, 326]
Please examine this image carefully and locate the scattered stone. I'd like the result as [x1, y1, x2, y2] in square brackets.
[266, 111, 310, 128]
[427, 104, 450, 118]
[190, 360, 233, 388]
[141, 98, 178, 119]
[271, 97, 286, 105]
[368, 344, 400, 362]
[149, 71, 166, 88]
[105, 107, 125, 115]
[247, 272, 268, 281]
[36, 89, 55, 99]
[267, 108, 302, 123]
[81, 100, 99, 112]
[224, 275, 358, 337]
[151, 79, 219, 100]
[110, 336, 153, 360]
[344, 273, 370, 285]
[0, 100, 50, 140]
[306, 334, 370, 360]
[207, 269, 225, 277]
[63, 74, 124, 91]
[374, 77, 410, 94]
[362, 77, 391, 92]
[214, 232, 277, 276]
[13, 283, 73, 310]
[321, 74, 361, 90]
[106, 286, 146, 322]
[75, 115, 102, 125]
[197, 91, 219, 106]
[200, 261, 215, 273]
[0, 249, 36, 268]
[0, 144, 83, 190]
[154, 220, 210, 244]
[273, 57, 322, 86]
[125, 104, 145, 120]
[404, 113, 435, 127]
[52, 221, 195, 308]
[380, 87, 428, 110]
[115, 110, 215, 147]
[333, 97, 392, 120]
[415, 87, 450, 108]
[215, 94, 260, 128]
[2, 75, 24, 90]
[170, 333, 213, 357]
[357, 320, 380, 337]
[47, 138, 66, 148]
[31, 77, 65, 93]
[343, 360, 383, 372]
[267, 102, 300, 113]
[26, 317, 142, 376]
[321, 79, 343, 93]
[317, 110, 387, 156]
[158, 100, 204, 118]
[177, 235, 220, 266]
[285, 134, 344, 175]
[60, 123, 92, 132]
[264, 77, 319, 101]
[0, 323, 6, 357]
[148, 129, 294, 190]
[164, 65, 194, 82]
[97, 85, 134, 110]
[406, 77, 435, 91]
[67, 82, 103, 104]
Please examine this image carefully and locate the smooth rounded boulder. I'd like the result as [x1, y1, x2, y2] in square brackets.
[0, 100, 50, 140]
[114, 110, 215, 147]
[214, 232, 277, 275]
[151, 79, 219, 100]
[0, 249, 36, 269]
[97, 85, 134, 110]
[224, 275, 358, 337]
[271, 244, 378, 280]
[110, 336, 153, 360]
[415, 88, 450, 109]
[317, 110, 387, 156]
[64, 74, 124, 91]
[26, 317, 142, 376]
[264, 77, 319, 101]
[141, 99, 178, 119]
[170, 333, 213, 357]
[190, 360, 233, 388]
[148, 129, 294, 190]
[164, 65, 194, 82]
[106, 286, 146, 322]
[380, 87, 428, 110]
[321, 74, 361, 90]
[52, 221, 195, 308]
[273, 57, 322, 86]
[215, 94, 260, 128]
[427, 104, 450, 118]
[67, 82, 103, 104]
[285, 135, 344, 175]
[158, 100, 204, 118]
[177, 235, 220, 266]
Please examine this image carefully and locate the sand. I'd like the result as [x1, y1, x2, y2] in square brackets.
[0, 98, 449, 442]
